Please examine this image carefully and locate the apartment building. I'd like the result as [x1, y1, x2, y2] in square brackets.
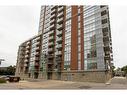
[15, 5, 113, 82]
[15, 34, 42, 79]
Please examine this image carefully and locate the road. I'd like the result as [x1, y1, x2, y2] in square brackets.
[0, 77, 127, 89]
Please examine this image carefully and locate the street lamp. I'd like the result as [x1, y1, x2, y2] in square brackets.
[0, 59, 5, 65]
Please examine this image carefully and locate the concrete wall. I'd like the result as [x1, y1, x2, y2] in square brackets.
[61, 70, 112, 83]
[18, 70, 112, 83]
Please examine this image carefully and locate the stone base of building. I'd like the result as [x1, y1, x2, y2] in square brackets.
[16, 70, 112, 83]
[52, 70, 112, 83]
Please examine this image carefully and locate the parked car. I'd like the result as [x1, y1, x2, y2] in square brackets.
[8, 76, 20, 82]
[0, 75, 10, 81]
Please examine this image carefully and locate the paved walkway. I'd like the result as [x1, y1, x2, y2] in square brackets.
[0, 77, 127, 89]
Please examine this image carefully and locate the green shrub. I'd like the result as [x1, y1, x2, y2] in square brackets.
[0, 78, 6, 83]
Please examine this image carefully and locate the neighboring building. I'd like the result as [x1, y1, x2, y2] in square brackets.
[15, 5, 113, 82]
[15, 34, 42, 79]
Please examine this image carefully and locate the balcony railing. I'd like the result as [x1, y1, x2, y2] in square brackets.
[50, 24, 55, 30]
[49, 30, 54, 35]
[57, 30, 62, 37]
[26, 46, 30, 49]
[57, 18, 63, 24]
[50, 13, 56, 19]
[58, 6, 64, 12]
[36, 47, 40, 50]
[50, 19, 55, 24]
[35, 52, 40, 56]
[48, 42, 54, 46]
[56, 44, 62, 49]
[24, 59, 28, 62]
[57, 24, 63, 30]
[49, 36, 54, 40]
[51, 8, 56, 14]
[26, 41, 30, 45]
[34, 63, 39, 67]
[48, 48, 53, 52]
[57, 37, 62, 43]
[57, 11, 64, 18]
[56, 51, 62, 55]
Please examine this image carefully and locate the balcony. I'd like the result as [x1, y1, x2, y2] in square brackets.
[50, 24, 55, 30]
[24, 59, 28, 62]
[57, 11, 64, 18]
[48, 42, 54, 46]
[56, 51, 62, 56]
[49, 30, 54, 36]
[102, 23, 108, 28]
[34, 63, 39, 67]
[50, 19, 55, 24]
[35, 52, 40, 56]
[25, 50, 30, 54]
[49, 36, 54, 41]
[48, 48, 53, 53]
[47, 61, 53, 64]
[47, 68, 53, 72]
[36, 47, 40, 51]
[25, 54, 29, 58]
[36, 42, 41, 46]
[26, 41, 30, 45]
[24, 63, 29, 67]
[57, 30, 62, 37]
[48, 54, 54, 58]
[101, 15, 108, 20]
[101, 6, 108, 12]
[103, 43, 110, 47]
[55, 57, 62, 63]
[103, 36, 110, 42]
[50, 14, 56, 19]
[37, 39, 41, 43]
[35, 57, 39, 61]
[57, 18, 63, 24]
[57, 24, 63, 30]
[58, 6, 64, 12]
[51, 6, 57, 10]
[56, 44, 62, 49]
[104, 55, 110, 60]
[57, 37, 62, 43]
[26, 46, 30, 49]
[51, 8, 57, 15]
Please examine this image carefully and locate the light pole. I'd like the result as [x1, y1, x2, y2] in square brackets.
[0, 59, 5, 76]
[0, 59, 5, 65]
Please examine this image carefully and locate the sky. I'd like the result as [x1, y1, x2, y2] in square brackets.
[0, 6, 41, 67]
[0, 5, 127, 68]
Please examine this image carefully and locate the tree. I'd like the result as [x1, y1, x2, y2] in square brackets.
[111, 66, 116, 77]
[121, 65, 127, 75]
[0, 65, 16, 75]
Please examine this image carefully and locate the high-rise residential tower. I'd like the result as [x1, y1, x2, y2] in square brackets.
[15, 5, 113, 82]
